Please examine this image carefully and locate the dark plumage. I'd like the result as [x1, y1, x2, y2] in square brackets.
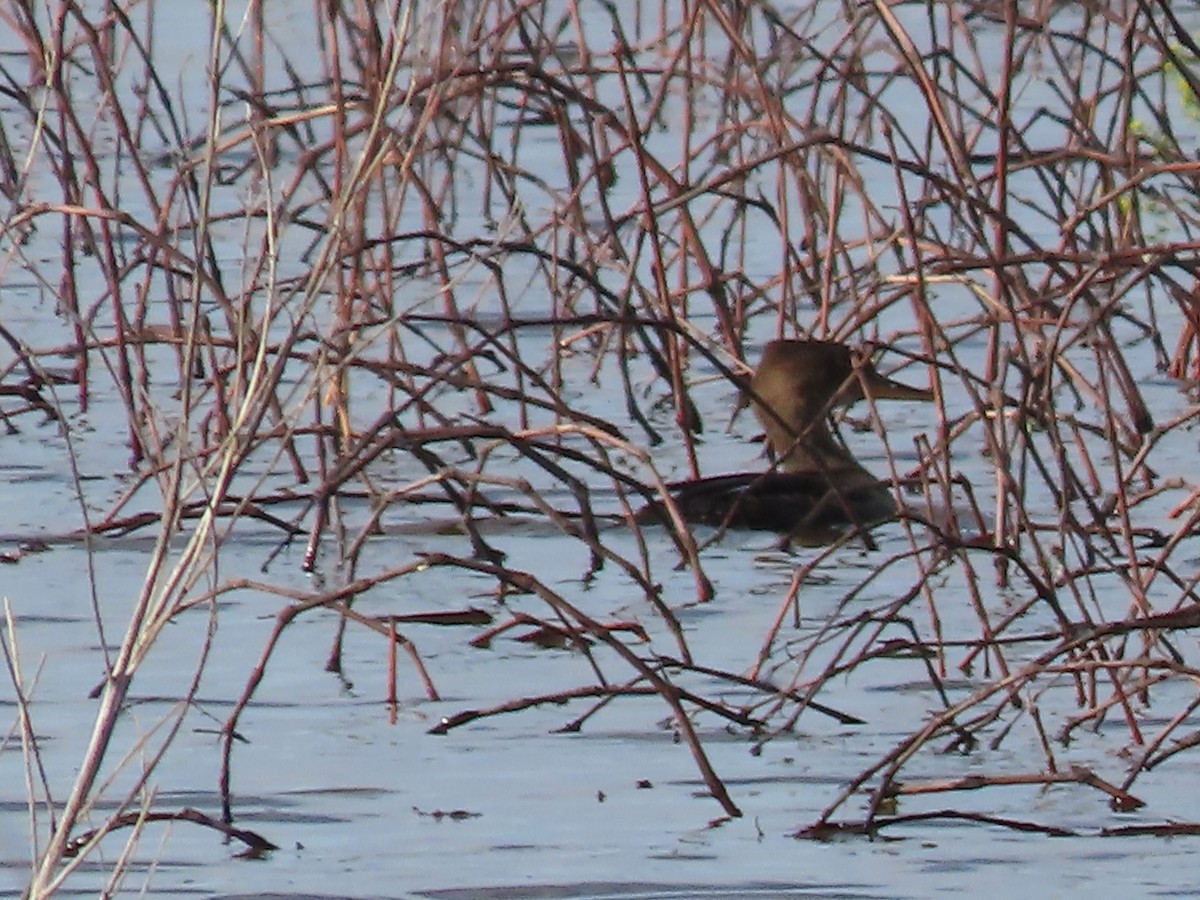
[639, 339, 932, 539]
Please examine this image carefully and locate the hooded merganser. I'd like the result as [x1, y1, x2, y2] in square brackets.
[640, 339, 933, 539]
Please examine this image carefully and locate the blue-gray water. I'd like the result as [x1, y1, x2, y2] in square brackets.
[5, 2, 1200, 897]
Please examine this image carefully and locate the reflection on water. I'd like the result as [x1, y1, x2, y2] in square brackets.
[4, 509, 1199, 898]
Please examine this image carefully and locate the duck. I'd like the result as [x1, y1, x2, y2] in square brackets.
[639, 339, 933, 540]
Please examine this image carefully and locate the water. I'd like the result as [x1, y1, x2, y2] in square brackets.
[5, 1, 1200, 897]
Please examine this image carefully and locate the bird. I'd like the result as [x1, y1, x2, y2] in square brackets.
[638, 339, 933, 541]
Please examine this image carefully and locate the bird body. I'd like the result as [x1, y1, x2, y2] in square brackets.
[640, 339, 932, 539]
